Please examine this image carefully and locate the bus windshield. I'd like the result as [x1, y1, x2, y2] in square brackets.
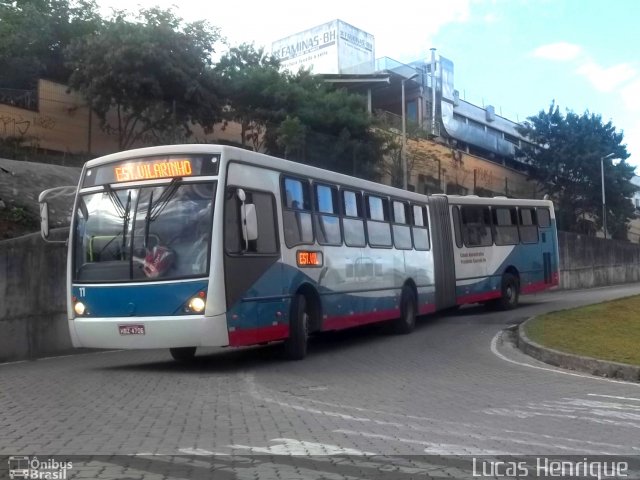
[73, 181, 215, 283]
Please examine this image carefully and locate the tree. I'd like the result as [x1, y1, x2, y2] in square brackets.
[65, 8, 223, 149]
[0, 0, 101, 89]
[265, 70, 386, 179]
[517, 102, 637, 238]
[214, 43, 285, 151]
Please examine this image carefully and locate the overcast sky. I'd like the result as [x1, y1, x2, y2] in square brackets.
[98, 0, 640, 170]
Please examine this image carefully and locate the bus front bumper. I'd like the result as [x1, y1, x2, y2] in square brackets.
[69, 314, 230, 349]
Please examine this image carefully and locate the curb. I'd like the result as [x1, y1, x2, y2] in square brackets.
[516, 318, 640, 382]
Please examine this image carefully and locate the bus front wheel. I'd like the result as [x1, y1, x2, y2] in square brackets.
[170, 346, 197, 362]
[284, 294, 309, 360]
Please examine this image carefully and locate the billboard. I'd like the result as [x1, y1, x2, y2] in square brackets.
[272, 20, 374, 74]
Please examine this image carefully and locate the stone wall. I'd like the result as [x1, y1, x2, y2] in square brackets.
[1, 230, 639, 362]
[558, 231, 640, 290]
[0, 231, 70, 362]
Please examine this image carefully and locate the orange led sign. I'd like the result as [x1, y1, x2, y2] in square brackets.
[296, 250, 323, 267]
[114, 159, 193, 182]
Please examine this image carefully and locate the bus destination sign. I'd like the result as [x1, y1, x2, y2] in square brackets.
[83, 154, 219, 187]
[296, 250, 323, 267]
[115, 159, 193, 182]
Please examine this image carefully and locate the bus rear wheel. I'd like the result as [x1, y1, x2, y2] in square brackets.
[284, 294, 309, 360]
[393, 285, 417, 334]
[495, 273, 519, 310]
[170, 346, 197, 362]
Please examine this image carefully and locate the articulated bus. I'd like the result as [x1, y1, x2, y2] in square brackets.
[39, 144, 559, 361]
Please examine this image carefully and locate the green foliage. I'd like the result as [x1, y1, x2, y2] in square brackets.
[65, 8, 223, 149]
[517, 102, 637, 238]
[214, 43, 284, 151]
[0, 0, 101, 88]
[215, 49, 386, 179]
[265, 70, 385, 179]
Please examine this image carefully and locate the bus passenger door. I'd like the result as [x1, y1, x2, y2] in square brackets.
[428, 196, 457, 310]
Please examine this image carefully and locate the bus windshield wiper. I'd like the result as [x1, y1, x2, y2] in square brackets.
[143, 178, 181, 249]
[96, 189, 131, 260]
[149, 178, 182, 221]
[121, 191, 132, 256]
[144, 191, 153, 249]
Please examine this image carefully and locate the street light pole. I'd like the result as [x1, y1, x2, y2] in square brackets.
[401, 73, 418, 190]
[601, 152, 615, 239]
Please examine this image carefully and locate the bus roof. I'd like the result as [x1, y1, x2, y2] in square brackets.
[84, 144, 553, 208]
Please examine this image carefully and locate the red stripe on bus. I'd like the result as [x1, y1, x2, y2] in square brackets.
[456, 290, 502, 305]
[521, 280, 556, 294]
[228, 324, 289, 346]
[419, 303, 436, 315]
[323, 308, 400, 331]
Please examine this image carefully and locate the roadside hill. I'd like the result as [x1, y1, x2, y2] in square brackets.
[0, 157, 81, 240]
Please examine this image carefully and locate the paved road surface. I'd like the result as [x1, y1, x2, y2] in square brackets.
[1, 284, 640, 478]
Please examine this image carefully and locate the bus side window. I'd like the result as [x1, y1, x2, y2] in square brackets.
[366, 194, 392, 248]
[314, 184, 342, 246]
[452, 206, 463, 248]
[225, 188, 278, 254]
[282, 176, 313, 247]
[492, 207, 519, 245]
[519, 208, 539, 243]
[392, 200, 412, 250]
[461, 206, 492, 247]
[411, 204, 430, 250]
[341, 190, 366, 247]
[537, 208, 551, 228]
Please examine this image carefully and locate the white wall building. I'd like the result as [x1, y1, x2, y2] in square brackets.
[272, 19, 375, 74]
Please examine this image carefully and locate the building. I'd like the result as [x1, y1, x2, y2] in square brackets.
[272, 20, 533, 197]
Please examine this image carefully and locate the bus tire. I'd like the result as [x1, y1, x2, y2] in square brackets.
[394, 285, 417, 334]
[496, 273, 519, 310]
[170, 346, 197, 362]
[284, 294, 309, 360]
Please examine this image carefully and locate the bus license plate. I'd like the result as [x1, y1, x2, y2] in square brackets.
[119, 325, 145, 335]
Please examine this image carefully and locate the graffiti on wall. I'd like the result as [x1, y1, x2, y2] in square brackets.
[0, 112, 56, 138]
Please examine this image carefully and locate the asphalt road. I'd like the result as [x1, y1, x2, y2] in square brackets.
[2, 284, 640, 479]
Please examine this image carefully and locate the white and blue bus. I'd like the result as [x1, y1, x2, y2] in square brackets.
[40, 144, 559, 360]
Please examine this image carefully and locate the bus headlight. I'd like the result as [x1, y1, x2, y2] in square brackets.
[74, 301, 86, 316]
[186, 294, 206, 313]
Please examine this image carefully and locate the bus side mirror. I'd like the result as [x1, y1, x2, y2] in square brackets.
[241, 203, 258, 244]
[38, 186, 76, 244]
[236, 188, 258, 250]
[40, 200, 50, 240]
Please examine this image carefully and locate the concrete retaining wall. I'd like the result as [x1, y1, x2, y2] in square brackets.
[1, 230, 640, 362]
[558, 231, 640, 289]
[0, 231, 71, 362]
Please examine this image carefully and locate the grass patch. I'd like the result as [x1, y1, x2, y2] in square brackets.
[525, 295, 640, 366]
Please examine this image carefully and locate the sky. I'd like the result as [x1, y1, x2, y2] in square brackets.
[97, 0, 640, 170]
